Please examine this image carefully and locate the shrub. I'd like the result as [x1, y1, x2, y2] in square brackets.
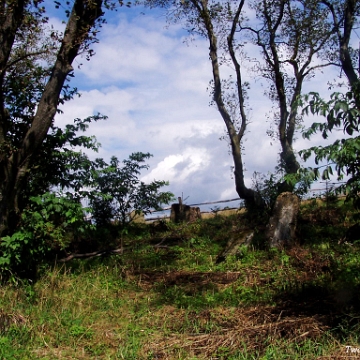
[0, 192, 92, 277]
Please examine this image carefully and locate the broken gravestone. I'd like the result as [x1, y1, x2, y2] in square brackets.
[216, 230, 254, 263]
[170, 197, 201, 223]
[266, 192, 300, 248]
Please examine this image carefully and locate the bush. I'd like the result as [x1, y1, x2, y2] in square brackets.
[0, 192, 92, 277]
[90, 153, 174, 226]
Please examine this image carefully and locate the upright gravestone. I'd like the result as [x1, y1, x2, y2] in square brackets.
[266, 192, 300, 248]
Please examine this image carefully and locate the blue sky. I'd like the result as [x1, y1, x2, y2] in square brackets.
[51, 2, 345, 209]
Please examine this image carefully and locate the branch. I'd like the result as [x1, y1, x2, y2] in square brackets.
[59, 247, 124, 262]
[227, 0, 246, 138]
[4, 49, 53, 72]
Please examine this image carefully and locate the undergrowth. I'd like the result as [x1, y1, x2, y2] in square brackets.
[0, 200, 360, 359]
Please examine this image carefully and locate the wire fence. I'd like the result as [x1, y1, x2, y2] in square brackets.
[82, 180, 348, 223]
[145, 180, 347, 222]
[145, 197, 242, 222]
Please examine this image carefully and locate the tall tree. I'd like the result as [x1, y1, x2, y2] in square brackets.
[189, 0, 260, 206]
[248, 0, 335, 189]
[146, 0, 336, 205]
[0, 0, 106, 235]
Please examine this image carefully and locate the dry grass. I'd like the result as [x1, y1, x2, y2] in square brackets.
[142, 306, 329, 359]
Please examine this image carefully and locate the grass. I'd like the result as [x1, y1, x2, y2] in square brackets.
[1, 201, 360, 359]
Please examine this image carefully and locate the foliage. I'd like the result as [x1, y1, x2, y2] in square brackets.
[0, 192, 93, 276]
[4, 13, 63, 150]
[284, 169, 314, 198]
[251, 172, 281, 211]
[22, 114, 106, 205]
[0, 108, 174, 274]
[299, 91, 360, 207]
[0, 112, 111, 275]
[90, 152, 174, 226]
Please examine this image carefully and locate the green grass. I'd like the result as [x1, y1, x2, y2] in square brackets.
[1, 204, 360, 359]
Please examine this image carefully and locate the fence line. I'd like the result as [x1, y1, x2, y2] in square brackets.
[146, 182, 346, 221]
[149, 197, 242, 213]
[187, 197, 242, 207]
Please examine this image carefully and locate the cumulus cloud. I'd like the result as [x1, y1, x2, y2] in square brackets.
[142, 147, 210, 183]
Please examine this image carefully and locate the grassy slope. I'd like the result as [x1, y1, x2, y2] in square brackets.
[1, 199, 360, 359]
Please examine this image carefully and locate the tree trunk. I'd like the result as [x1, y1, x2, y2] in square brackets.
[231, 137, 265, 208]
[339, 0, 358, 88]
[326, 0, 360, 107]
[267, 1, 299, 181]
[339, 0, 360, 112]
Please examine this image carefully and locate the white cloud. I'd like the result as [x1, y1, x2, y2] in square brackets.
[142, 147, 210, 183]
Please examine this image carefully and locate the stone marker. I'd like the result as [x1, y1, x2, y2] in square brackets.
[266, 192, 300, 248]
[216, 230, 254, 263]
[170, 197, 201, 223]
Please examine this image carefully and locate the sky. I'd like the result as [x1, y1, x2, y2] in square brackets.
[51, 2, 347, 212]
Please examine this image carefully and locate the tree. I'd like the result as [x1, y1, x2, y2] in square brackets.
[146, 0, 337, 206]
[0, 0, 107, 236]
[91, 152, 174, 226]
[247, 0, 335, 189]
[0, 112, 117, 275]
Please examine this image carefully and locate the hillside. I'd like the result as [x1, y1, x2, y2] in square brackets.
[0, 199, 360, 359]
